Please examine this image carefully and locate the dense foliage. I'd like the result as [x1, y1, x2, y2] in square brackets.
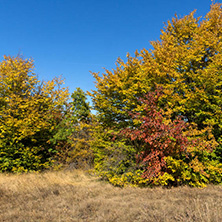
[90, 3, 222, 187]
[0, 3, 221, 188]
[90, 3, 222, 145]
[51, 87, 93, 169]
[0, 56, 69, 172]
[121, 89, 222, 186]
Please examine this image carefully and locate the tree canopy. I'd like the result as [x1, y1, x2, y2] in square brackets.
[90, 3, 222, 145]
[0, 56, 69, 172]
[90, 3, 222, 187]
[0, 3, 221, 188]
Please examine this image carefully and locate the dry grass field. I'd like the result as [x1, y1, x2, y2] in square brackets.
[0, 170, 222, 222]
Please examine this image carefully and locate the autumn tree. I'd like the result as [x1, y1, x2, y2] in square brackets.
[0, 56, 69, 172]
[149, 3, 222, 154]
[90, 3, 222, 186]
[121, 89, 222, 187]
[92, 88, 222, 187]
[90, 3, 222, 159]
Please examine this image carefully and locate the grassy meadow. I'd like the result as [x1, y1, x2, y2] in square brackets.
[0, 170, 222, 222]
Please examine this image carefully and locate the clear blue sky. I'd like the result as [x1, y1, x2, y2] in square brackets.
[0, 0, 216, 96]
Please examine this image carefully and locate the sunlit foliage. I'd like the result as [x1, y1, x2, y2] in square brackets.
[0, 56, 69, 172]
[90, 3, 222, 186]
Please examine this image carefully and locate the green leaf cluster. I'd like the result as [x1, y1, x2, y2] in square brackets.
[51, 87, 93, 169]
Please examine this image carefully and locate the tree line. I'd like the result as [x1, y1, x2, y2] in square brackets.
[0, 3, 222, 187]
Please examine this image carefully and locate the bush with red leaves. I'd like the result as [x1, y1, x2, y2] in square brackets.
[121, 89, 192, 179]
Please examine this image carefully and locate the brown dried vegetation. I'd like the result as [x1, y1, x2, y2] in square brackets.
[0, 170, 222, 222]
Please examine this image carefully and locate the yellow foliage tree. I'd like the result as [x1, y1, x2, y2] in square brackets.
[0, 56, 69, 172]
[90, 3, 222, 150]
[90, 3, 222, 186]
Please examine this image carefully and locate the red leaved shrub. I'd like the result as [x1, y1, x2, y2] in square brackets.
[121, 88, 192, 179]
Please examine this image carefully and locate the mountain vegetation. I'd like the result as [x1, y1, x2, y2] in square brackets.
[0, 3, 222, 188]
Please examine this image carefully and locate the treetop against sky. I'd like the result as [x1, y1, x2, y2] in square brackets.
[0, 0, 215, 94]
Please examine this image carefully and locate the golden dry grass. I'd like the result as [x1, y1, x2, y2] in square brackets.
[0, 170, 222, 222]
